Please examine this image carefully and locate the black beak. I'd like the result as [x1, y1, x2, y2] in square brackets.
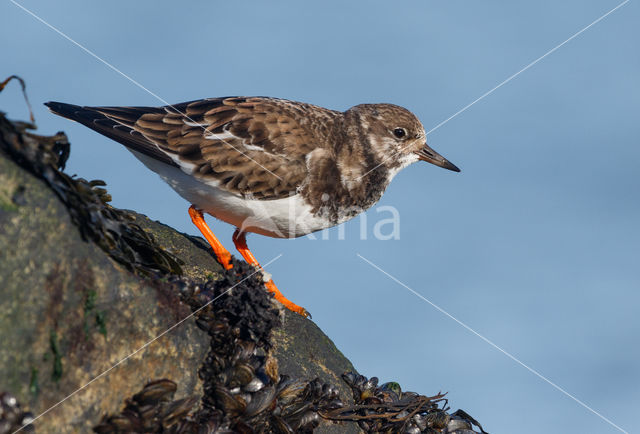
[415, 143, 460, 172]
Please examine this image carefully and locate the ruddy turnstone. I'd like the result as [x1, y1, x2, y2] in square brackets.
[45, 97, 460, 317]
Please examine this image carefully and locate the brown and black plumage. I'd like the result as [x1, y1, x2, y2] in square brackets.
[46, 97, 458, 235]
[46, 96, 460, 316]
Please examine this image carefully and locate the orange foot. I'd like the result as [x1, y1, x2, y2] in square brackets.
[188, 205, 232, 270]
[233, 229, 311, 318]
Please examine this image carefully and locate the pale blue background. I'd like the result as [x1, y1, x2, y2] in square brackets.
[2, 1, 639, 432]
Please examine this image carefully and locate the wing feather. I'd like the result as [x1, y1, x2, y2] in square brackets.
[45, 97, 339, 200]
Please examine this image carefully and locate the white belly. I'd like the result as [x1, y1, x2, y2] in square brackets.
[131, 151, 332, 238]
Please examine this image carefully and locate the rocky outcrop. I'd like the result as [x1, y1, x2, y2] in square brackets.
[0, 87, 484, 434]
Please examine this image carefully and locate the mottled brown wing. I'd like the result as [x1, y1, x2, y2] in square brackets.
[47, 97, 337, 200]
[45, 101, 178, 167]
[130, 97, 324, 199]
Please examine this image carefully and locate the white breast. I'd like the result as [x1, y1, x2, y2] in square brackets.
[130, 151, 332, 238]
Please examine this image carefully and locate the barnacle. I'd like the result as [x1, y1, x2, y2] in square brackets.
[0, 392, 34, 434]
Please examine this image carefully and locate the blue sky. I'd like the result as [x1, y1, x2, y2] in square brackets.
[2, 1, 639, 432]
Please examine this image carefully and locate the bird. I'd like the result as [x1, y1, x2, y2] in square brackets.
[45, 97, 460, 318]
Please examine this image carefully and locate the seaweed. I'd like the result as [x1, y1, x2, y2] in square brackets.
[94, 268, 486, 433]
[28, 368, 39, 399]
[49, 330, 63, 383]
[0, 79, 183, 276]
[82, 289, 107, 338]
[1, 76, 486, 433]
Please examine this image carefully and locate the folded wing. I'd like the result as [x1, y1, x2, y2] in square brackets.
[45, 97, 326, 200]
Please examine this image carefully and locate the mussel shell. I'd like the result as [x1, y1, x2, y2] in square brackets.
[364, 376, 379, 390]
[244, 386, 276, 417]
[427, 410, 451, 429]
[104, 413, 141, 431]
[379, 381, 402, 398]
[196, 317, 212, 332]
[162, 396, 198, 427]
[412, 413, 427, 430]
[242, 377, 265, 393]
[276, 378, 306, 404]
[271, 415, 296, 434]
[404, 425, 421, 434]
[446, 416, 472, 431]
[292, 411, 320, 430]
[231, 363, 255, 387]
[214, 386, 247, 415]
[137, 404, 158, 421]
[133, 379, 177, 405]
[1, 393, 17, 408]
[197, 419, 224, 434]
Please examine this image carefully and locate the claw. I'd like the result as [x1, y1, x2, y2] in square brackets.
[233, 229, 310, 318]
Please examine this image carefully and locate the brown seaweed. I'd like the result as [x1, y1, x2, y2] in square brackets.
[0, 80, 183, 276]
[1, 77, 486, 433]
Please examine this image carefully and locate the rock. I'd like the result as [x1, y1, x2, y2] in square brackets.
[0, 109, 361, 432]
[0, 118, 209, 432]
[0, 97, 484, 434]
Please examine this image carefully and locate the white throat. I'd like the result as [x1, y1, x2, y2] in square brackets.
[386, 153, 419, 183]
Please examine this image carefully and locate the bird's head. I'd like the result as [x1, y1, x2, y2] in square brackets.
[346, 103, 460, 174]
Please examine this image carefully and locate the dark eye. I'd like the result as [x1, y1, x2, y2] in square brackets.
[393, 128, 407, 139]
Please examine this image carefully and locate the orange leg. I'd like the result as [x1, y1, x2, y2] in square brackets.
[232, 229, 310, 318]
[188, 206, 233, 270]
